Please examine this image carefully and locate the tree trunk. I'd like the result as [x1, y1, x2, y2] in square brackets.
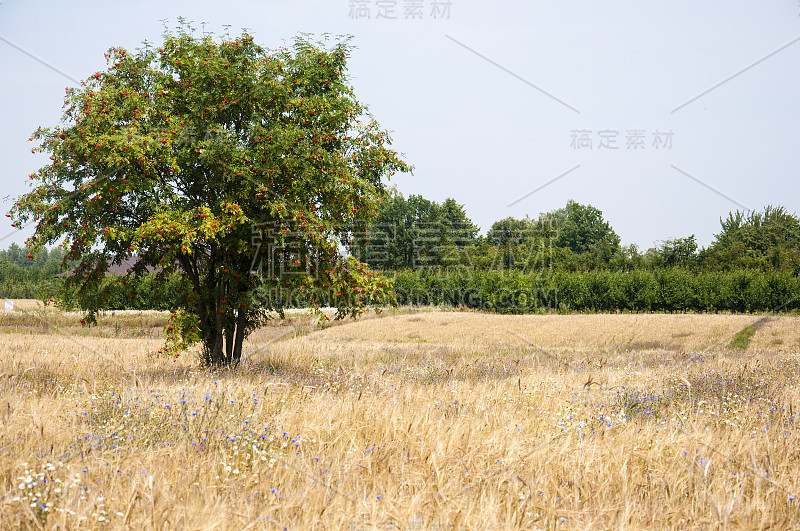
[232, 308, 247, 364]
[224, 320, 234, 364]
[210, 308, 225, 365]
[212, 333, 224, 365]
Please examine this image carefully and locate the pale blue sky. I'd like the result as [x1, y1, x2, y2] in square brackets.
[1, 0, 799, 250]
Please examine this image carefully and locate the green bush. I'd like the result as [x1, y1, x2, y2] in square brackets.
[392, 268, 799, 314]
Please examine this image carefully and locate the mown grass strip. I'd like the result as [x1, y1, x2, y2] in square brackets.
[729, 316, 772, 350]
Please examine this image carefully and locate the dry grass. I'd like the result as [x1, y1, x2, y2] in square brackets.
[1, 308, 799, 529]
[1, 299, 47, 311]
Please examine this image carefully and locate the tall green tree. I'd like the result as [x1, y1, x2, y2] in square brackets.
[434, 197, 480, 267]
[0, 245, 66, 300]
[355, 193, 478, 269]
[486, 217, 531, 248]
[0, 243, 29, 268]
[486, 216, 550, 271]
[703, 206, 800, 271]
[657, 235, 698, 268]
[9, 24, 410, 365]
[543, 200, 620, 259]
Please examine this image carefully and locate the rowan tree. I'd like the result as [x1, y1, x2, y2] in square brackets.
[9, 23, 410, 365]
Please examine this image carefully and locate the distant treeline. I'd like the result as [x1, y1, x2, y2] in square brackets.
[0, 244, 180, 309]
[391, 269, 800, 313]
[351, 197, 800, 275]
[1, 197, 799, 313]
[0, 244, 64, 300]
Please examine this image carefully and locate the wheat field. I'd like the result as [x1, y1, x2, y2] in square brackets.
[1, 302, 799, 529]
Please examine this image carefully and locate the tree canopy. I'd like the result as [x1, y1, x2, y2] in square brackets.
[657, 235, 699, 268]
[9, 24, 410, 365]
[353, 192, 478, 269]
[547, 200, 621, 257]
[702, 206, 800, 271]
